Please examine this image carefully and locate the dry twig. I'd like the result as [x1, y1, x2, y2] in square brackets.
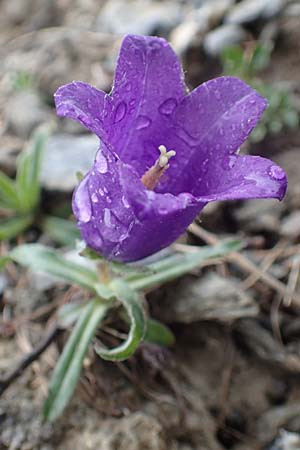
[0, 325, 60, 396]
[188, 223, 300, 305]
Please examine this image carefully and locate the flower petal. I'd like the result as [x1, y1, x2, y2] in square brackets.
[54, 81, 111, 140]
[157, 77, 267, 195]
[193, 155, 287, 202]
[72, 142, 204, 262]
[106, 34, 186, 175]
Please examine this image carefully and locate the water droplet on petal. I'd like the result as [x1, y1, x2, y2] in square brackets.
[98, 188, 104, 196]
[202, 158, 209, 174]
[114, 101, 127, 123]
[92, 233, 103, 248]
[215, 90, 221, 100]
[104, 208, 111, 227]
[228, 155, 237, 169]
[222, 155, 237, 171]
[125, 82, 132, 92]
[159, 98, 177, 116]
[78, 207, 91, 223]
[122, 195, 130, 208]
[91, 192, 98, 203]
[75, 179, 92, 223]
[268, 165, 285, 181]
[136, 115, 152, 130]
[96, 152, 108, 174]
[149, 41, 161, 51]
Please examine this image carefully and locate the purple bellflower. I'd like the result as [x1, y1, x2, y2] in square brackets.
[54, 35, 287, 262]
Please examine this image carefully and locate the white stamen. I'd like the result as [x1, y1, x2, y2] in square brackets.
[158, 145, 176, 168]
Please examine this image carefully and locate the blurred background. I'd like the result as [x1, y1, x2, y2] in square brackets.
[0, 1, 300, 449]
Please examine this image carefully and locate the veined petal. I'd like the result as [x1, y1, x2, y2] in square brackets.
[192, 155, 287, 202]
[54, 81, 111, 140]
[157, 77, 267, 195]
[117, 166, 204, 261]
[72, 143, 204, 262]
[106, 34, 186, 175]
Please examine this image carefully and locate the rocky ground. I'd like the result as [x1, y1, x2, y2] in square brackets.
[0, 1, 300, 449]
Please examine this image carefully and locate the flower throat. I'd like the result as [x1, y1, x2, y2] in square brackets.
[141, 145, 176, 190]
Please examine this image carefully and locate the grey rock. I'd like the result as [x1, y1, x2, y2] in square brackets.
[234, 199, 283, 233]
[65, 412, 168, 450]
[195, 0, 235, 27]
[1, 29, 115, 99]
[268, 430, 300, 450]
[5, 90, 49, 138]
[96, 0, 182, 36]
[285, 4, 300, 17]
[257, 405, 300, 445]
[171, 0, 234, 54]
[203, 24, 247, 56]
[0, 0, 33, 27]
[281, 211, 300, 239]
[170, 20, 203, 54]
[225, 0, 285, 24]
[41, 134, 98, 191]
[160, 273, 258, 323]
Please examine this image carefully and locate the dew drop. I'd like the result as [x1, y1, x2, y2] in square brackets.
[114, 101, 127, 123]
[149, 41, 161, 51]
[91, 192, 98, 203]
[268, 165, 285, 181]
[122, 195, 130, 208]
[222, 155, 237, 171]
[96, 152, 108, 174]
[136, 115, 152, 130]
[92, 233, 103, 248]
[98, 188, 104, 196]
[75, 179, 92, 223]
[228, 155, 237, 169]
[78, 207, 91, 223]
[158, 205, 169, 214]
[159, 98, 177, 116]
[202, 158, 209, 173]
[104, 208, 111, 226]
[215, 90, 221, 100]
[125, 82, 132, 92]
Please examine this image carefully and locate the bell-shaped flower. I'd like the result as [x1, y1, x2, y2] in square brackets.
[54, 35, 287, 262]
